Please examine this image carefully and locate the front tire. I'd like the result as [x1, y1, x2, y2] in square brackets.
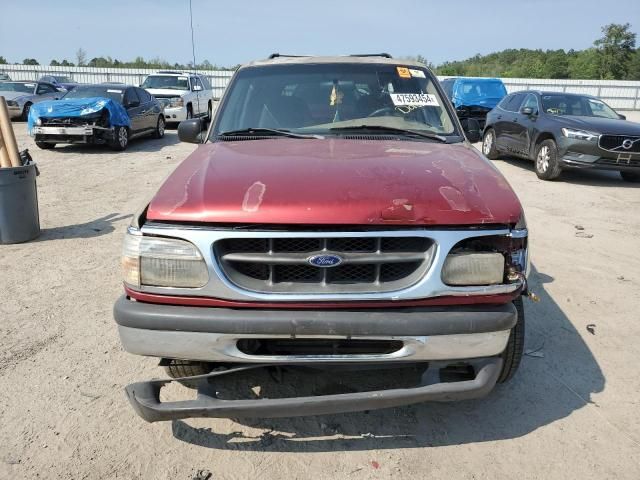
[35, 141, 55, 150]
[620, 171, 640, 183]
[534, 139, 562, 180]
[497, 296, 526, 383]
[164, 359, 213, 389]
[482, 128, 499, 159]
[153, 116, 165, 139]
[109, 126, 129, 151]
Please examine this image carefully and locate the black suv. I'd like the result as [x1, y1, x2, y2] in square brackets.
[482, 91, 640, 182]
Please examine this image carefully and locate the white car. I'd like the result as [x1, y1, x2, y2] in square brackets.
[141, 71, 214, 125]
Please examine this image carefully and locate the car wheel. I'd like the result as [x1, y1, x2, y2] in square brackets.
[110, 126, 129, 151]
[482, 128, 499, 159]
[153, 116, 165, 139]
[21, 102, 33, 121]
[534, 139, 562, 180]
[35, 141, 55, 150]
[620, 171, 640, 183]
[164, 359, 213, 389]
[497, 296, 525, 383]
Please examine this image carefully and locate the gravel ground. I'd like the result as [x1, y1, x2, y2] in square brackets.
[1, 119, 639, 479]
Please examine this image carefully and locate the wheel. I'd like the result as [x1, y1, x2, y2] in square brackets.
[482, 128, 499, 159]
[153, 116, 165, 139]
[164, 359, 213, 389]
[620, 171, 640, 182]
[497, 296, 525, 383]
[35, 141, 55, 150]
[109, 126, 129, 151]
[534, 139, 562, 180]
[21, 102, 32, 121]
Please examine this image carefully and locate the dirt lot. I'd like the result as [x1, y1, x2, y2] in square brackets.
[1, 120, 639, 480]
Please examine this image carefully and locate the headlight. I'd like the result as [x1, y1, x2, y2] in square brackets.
[561, 128, 598, 142]
[122, 231, 208, 288]
[442, 252, 505, 286]
[168, 97, 184, 108]
[36, 118, 42, 126]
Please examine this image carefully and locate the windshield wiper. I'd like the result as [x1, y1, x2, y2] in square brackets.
[218, 128, 322, 139]
[329, 125, 448, 142]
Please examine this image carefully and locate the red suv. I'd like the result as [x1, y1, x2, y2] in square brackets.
[114, 54, 529, 422]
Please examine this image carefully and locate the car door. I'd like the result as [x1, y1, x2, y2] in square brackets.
[495, 93, 526, 153]
[123, 87, 144, 134]
[136, 87, 156, 131]
[511, 93, 540, 157]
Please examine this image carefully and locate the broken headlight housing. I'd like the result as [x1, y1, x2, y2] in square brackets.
[122, 229, 208, 288]
[442, 214, 528, 286]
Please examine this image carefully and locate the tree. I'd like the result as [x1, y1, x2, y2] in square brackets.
[594, 23, 636, 79]
[0, 56, 7, 64]
[568, 49, 600, 79]
[625, 49, 640, 80]
[50, 59, 61, 66]
[60, 59, 74, 67]
[76, 48, 87, 66]
[22, 58, 39, 65]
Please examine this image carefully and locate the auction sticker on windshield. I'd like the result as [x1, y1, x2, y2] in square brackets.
[390, 93, 439, 107]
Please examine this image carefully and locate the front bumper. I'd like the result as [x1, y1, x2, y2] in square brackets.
[114, 295, 515, 363]
[162, 106, 187, 122]
[32, 125, 115, 144]
[126, 358, 503, 422]
[559, 138, 640, 172]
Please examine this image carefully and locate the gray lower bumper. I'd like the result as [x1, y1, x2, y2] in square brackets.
[126, 359, 503, 422]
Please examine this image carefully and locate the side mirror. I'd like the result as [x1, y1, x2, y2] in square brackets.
[193, 85, 203, 92]
[521, 107, 535, 116]
[178, 118, 204, 143]
[618, 113, 627, 120]
[463, 118, 482, 143]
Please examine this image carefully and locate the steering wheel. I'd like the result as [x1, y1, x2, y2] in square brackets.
[367, 106, 397, 118]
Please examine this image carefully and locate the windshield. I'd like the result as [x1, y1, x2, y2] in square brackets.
[141, 75, 189, 90]
[456, 81, 506, 101]
[63, 86, 124, 103]
[0, 82, 35, 93]
[213, 63, 456, 138]
[541, 94, 619, 119]
[53, 76, 73, 83]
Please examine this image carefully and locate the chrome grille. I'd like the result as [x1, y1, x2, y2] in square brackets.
[598, 135, 640, 153]
[214, 235, 435, 294]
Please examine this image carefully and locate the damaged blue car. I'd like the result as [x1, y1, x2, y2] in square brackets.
[28, 84, 165, 151]
[440, 77, 507, 131]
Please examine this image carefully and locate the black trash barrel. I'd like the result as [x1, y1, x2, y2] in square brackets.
[0, 163, 40, 244]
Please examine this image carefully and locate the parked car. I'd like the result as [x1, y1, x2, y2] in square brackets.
[115, 54, 530, 423]
[0, 80, 64, 120]
[29, 83, 165, 151]
[38, 74, 79, 91]
[0, 72, 11, 81]
[440, 77, 507, 130]
[482, 90, 640, 182]
[141, 71, 214, 125]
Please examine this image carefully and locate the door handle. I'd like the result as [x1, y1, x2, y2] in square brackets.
[497, 115, 502, 120]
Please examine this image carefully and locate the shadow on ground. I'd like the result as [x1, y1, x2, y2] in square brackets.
[170, 264, 604, 451]
[496, 155, 639, 188]
[37, 213, 131, 241]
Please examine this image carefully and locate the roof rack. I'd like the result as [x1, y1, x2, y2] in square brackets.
[349, 53, 393, 58]
[268, 53, 311, 59]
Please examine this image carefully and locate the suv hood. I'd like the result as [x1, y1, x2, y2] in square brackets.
[147, 139, 522, 226]
[553, 115, 640, 135]
[145, 88, 189, 98]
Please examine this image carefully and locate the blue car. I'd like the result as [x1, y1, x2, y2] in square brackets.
[440, 77, 507, 130]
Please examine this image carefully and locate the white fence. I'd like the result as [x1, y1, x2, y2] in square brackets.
[0, 64, 234, 99]
[2, 64, 640, 110]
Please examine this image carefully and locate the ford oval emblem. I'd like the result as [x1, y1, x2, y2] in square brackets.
[308, 254, 343, 268]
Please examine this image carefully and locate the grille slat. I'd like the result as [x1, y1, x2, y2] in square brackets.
[215, 235, 433, 294]
[598, 135, 640, 154]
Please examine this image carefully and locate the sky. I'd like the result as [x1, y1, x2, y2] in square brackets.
[1, 0, 639, 67]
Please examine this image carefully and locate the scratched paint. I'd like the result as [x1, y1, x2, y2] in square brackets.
[242, 181, 266, 212]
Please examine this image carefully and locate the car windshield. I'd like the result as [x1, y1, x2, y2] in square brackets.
[0, 82, 35, 93]
[213, 63, 456, 138]
[63, 86, 125, 103]
[141, 75, 190, 90]
[457, 81, 506, 101]
[541, 94, 619, 119]
[53, 76, 73, 83]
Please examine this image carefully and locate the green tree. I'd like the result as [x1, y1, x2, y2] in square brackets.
[625, 48, 640, 80]
[594, 23, 636, 79]
[568, 49, 600, 79]
[60, 59, 74, 67]
[22, 58, 39, 65]
[0, 56, 7, 64]
[50, 59, 60, 66]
